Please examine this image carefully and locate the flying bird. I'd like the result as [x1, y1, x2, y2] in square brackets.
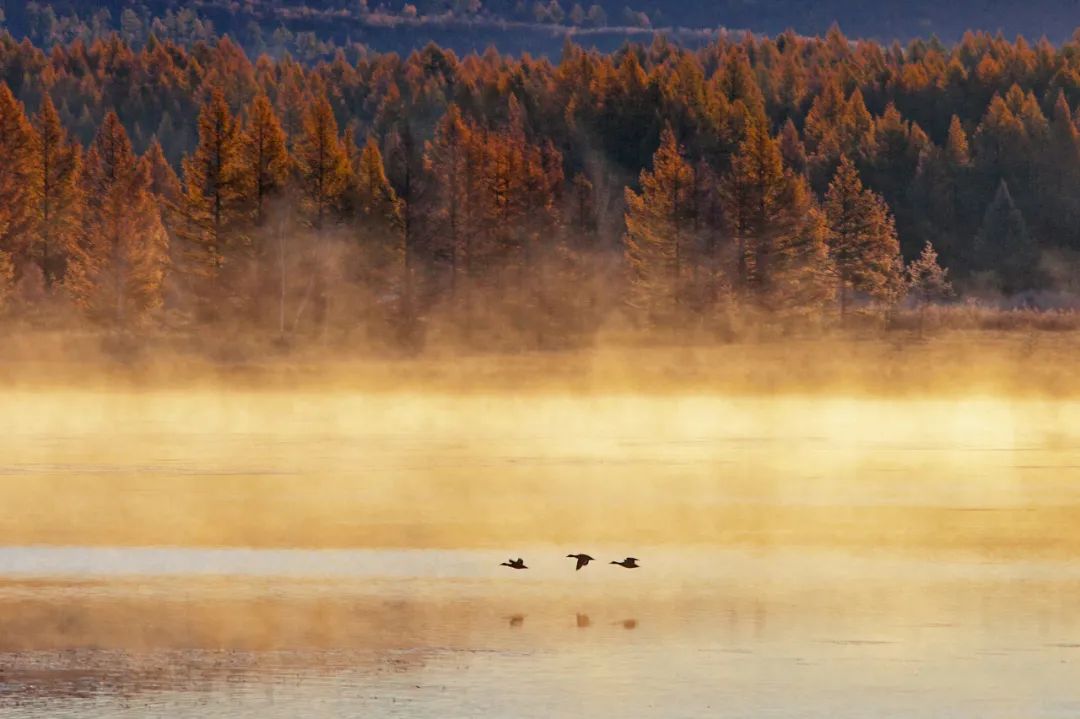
[566, 553, 595, 571]
[500, 558, 527, 569]
[610, 557, 639, 568]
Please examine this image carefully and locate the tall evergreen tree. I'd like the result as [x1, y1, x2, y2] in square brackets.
[141, 139, 182, 203]
[240, 93, 290, 229]
[974, 180, 1039, 294]
[720, 121, 788, 297]
[425, 104, 480, 294]
[0, 83, 35, 291]
[354, 137, 403, 236]
[29, 94, 82, 291]
[945, 115, 971, 167]
[179, 88, 245, 279]
[295, 92, 349, 231]
[623, 127, 698, 319]
[67, 112, 168, 324]
[824, 156, 904, 315]
[722, 122, 832, 312]
[778, 118, 807, 175]
[352, 136, 405, 289]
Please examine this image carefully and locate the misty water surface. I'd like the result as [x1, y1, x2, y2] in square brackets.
[1, 390, 1079, 717]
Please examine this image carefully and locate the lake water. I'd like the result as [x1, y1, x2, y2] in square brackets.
[1, 390, 1079, 717]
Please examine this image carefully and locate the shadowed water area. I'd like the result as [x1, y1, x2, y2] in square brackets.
[1, 389, 1079, 717]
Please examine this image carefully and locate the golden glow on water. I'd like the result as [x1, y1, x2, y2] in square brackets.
[3, 364, 1080, 718]
[1, 389, 1079, 553]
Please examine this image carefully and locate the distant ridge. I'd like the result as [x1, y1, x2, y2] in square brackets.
[4, 0, 1080, 56]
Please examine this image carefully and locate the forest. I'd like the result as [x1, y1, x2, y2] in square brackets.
[1, 25, 1080, 351]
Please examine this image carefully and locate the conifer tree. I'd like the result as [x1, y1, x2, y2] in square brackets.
[843, 89, 876, 159]
[720, 121, 788, 296]
[179, 88, 245, 278]
[67, 112, 168, 324]
[0, 83, 35, 287]
[945, 115, 971, 167]
[715, 46, 765, 115]
[354, 137, 403, 236]
[1039, 92, 1080, 247]
[425, 104, 479, 293]
[30, 94, 82, 291]
[623, 127, 698, 318]
[768, 181, 835, 314]
[140, 138, 183, 306]
[824, 156, 904, 315]
[974, 94, 1026, 180]
[295, 92, 350, 230]
[803, 77, 845, 161]
[352, 135, 405, 287]
[974, 180, 1039, 294]
[141, 139, 182, 203]
[778, 118, 806, 175]
[240, 93, 290, 229]
[907, 240, 952, 333]
[722, 122, 832, 312]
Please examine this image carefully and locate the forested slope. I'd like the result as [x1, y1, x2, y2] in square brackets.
[1, 26, 1079, 349]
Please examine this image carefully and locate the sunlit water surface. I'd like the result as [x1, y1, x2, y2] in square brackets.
[1, 391, 1079, 717]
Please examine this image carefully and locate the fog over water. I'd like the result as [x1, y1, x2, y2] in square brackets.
[2, 356, 1079, 717]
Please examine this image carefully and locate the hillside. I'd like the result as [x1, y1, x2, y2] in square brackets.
[4, 0, 1080, 57]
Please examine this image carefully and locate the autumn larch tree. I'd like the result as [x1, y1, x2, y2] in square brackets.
[721, 120, 787, 298]
[721, 121, 832, 313]
[824, 156, 904, 316]
[179, 88, 246, 281]
[140, 137, 184, 308]
[295, 92, 350, 231]
[623, 126, 698, 320]
[491, 102, 565, 344]
[351, 135, 405, 293]
[0, 83, 35, 300]
[240, 92, 290, 230]
[230, 92, 292, 323]
[141, 138, 182, 204]
[946, 115, 971, 167]
[777, 118, 807, 176]
[768, 181, 835, 316]
[425, 104, 478, 297]
[29, 94, 82, 292]
[67, 112, 169, 325]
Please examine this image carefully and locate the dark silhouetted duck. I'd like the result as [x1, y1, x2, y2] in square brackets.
[610, 557, 639, 568]
[576, 613, 591, 628]
[500, 558, 527, 569]
[566, 553, 595, 571]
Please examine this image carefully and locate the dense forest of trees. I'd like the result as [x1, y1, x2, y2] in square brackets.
[2, 26, 1080, 348]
